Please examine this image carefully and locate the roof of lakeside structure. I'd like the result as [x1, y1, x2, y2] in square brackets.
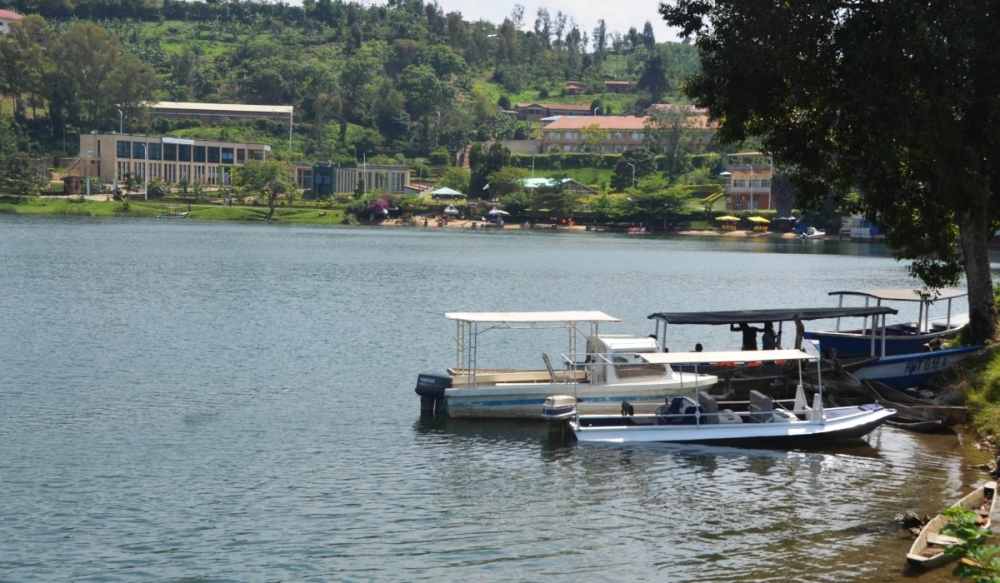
[150, 101, 294, 115]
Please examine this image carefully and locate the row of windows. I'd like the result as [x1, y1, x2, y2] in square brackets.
[116, 161, 234, 185]
[545, 131, 646, 141]
[731, 179, 772, 188]
[115, 141, 259, 163]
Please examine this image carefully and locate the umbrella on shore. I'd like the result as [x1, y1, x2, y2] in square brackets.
[715, 215, 740, 221]
[747, 216, 770, 224]
[488, 207, 510, 216]
[443, 204, 460, 216]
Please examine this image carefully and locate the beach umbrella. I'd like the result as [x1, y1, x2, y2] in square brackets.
[747, 216, 770, 223]
[443, 204, 460, 215]
[715, 215, 740, 221]
[488, 207, 510, 216]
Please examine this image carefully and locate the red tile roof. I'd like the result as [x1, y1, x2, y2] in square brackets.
[515, 103, 591, 112]
[0, 9, 24, 20]
[604, 80, 630, 86]
[542, 116, 648, 130]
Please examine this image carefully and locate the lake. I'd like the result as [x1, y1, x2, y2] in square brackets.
[0, 216, 992, 582]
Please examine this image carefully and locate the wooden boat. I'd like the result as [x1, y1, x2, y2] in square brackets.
[907, 481, 996, 568]
[884, 418, 943, 433]
[864, 380, 966, 427]
[157, 211, 189, 219]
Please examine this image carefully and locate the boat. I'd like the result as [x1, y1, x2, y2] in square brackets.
[907, 481, 996, 568]
[884, 418, 943, 432]
[414, 311, 719, 419]
[863, 380, 966, 427]
[851, 345, 979, 389]
[804, 289, 970, 359]
[563, 349, 896, 445]
[157, 211, 189, 219]
[647, 306, 897, 397]
[800, 226, 825, 239]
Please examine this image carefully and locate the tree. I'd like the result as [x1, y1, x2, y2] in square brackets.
[104, 54, 159, 128]
[662, 0, 1000, 344]
[580, 124, 609, 183]
[636, 49, 670, 103]
[624, 176, 689, 223]
[470, 141, 511, 198]
[532, 173, 579, 218]
[439, 167, 470, 194]
[485, 166, 528, 199]
[233, 160, 295, 220]
[641, 21, 656, 50]
[52, 22, 121, 129]
[646, 106, 695, 185]
[500, 190, 531, 215]
[611, 148, 657, 191]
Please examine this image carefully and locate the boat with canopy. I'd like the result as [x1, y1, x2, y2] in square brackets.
[562, 349, 895, 445]
[414, 311, 719, 419]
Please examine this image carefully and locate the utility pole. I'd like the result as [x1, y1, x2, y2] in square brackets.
[118, 109, 123, 134]
[627, 162, 635, 188]
[363, 153, 367, 194]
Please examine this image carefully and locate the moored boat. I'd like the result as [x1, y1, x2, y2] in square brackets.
[563, 349, 895, 446]
[851, 346, 979, 389]
[414, 311, 719, 420]
[863, 379, 966, 427]
[907, 481, 996, 568]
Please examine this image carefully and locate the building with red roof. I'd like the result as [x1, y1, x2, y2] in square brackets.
[541, 116, 649, 154]
[515, 102, 592, 122]
[0, 9, 24, 36]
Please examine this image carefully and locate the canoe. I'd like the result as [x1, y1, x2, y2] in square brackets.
[863, 380, 966, 427]
[885, 418, 943, 433]
[907, 481, 996, 568]
[157, 212, 189, 219]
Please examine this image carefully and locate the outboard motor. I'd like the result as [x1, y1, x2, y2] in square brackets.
[542, 395, 578, 439]
[415, 373, 451, 416]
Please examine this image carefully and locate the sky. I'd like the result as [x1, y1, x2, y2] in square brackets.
[277, 0, 685, 47]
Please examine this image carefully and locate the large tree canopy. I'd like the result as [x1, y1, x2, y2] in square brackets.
[662, 0, 1000, 344]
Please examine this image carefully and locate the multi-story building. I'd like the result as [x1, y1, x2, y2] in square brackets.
[540, 116, 649, 154]
[0, 9, 23, 35]
[515, 103, 592, 122]
[294, 164, 410, 195]
[723, 152, 773, 211]
[149, 102, 294, 125]
[77, 133, 271, 186]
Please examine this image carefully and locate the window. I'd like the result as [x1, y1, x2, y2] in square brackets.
[762, 179, 771, 188]
[631, 132, 640, 141]
[614, 145, 622, 153]
[163, 143, 177, 161]
[148, 143, 162, 160]
[194, 146, 206, 163]
[237, 149, 246, 164]
[117, 140, 131, 159]
[733, 179, 746, 188]
[735, 201, 743, 210]
[221, 148, 234, 164]
[132, 141, 146, 159]
[249, 150, 264, 161]
[614, 132, 623, 140]
[564, 131, 572, 139]
[564, 145, 571, 152]
[207, 147, 220, 164]
[178, 145, 191, 162]
[750, 179, 760, 188]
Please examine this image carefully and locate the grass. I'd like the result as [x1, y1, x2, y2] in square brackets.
[0, 196, 346, 224]
[534, 168, 615, 188]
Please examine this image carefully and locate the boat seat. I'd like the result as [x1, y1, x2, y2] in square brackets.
[749, 390, 774, 423]
[698, 392, 719, 424]
[541, 353, 575, 384]
[926, 532, 961, 546]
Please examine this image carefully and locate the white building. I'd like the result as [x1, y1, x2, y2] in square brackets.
[0, 9, 24, 36]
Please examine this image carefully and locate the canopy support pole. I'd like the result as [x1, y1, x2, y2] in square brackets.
[836, 295, 843, 331]
[947, 298, 953, 330]
[881, 314, 887, 358]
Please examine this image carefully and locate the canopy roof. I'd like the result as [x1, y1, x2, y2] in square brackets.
[747, 216, 770, 223]
[829, 289, 967, 302]
[639, 349, 815, 365]
[446, 311, 620, 323]
[648, 306, 898, 325]
[715, 215, 740, 221]
[431, 187, 463, 196]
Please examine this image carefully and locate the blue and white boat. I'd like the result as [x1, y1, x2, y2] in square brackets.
[804, 289, 969, 358]
[804, 289, 978, 389]
[563, 349, 896, 445]
[414, 311, 719, 419]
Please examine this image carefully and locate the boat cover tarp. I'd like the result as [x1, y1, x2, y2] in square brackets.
[828, 288, 967, 302]
[640, 349, 814, 365]
[648, 306, 897, 325]
[446, 311, 621, 323]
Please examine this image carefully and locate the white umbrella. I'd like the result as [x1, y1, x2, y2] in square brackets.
[488, 207, 510, 216]
[443, 204, 460, 216]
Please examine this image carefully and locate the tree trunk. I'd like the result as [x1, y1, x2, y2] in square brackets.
[958, 213, 998, 345]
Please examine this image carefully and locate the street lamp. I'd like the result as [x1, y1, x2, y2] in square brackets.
[627, 162, 635, 188]
[118, 109, 123, 134]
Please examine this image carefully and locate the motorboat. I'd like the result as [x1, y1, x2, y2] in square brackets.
[414, 311, 719, 419]
[800, 226, 825, 239]
[803, 289, 977, 388]
[647, 306, 897, 397]
[561, 349, 895, 445]
[907, 481, 996, 568]
[863, 380, 966, 426]
[157, 211, 189, 219]
[804, 289, 969, 358]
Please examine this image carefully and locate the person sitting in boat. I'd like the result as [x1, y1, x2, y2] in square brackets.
[762, 322, 778, 350]
[695, 343, 703, 352]
[731, 322, 764, 350]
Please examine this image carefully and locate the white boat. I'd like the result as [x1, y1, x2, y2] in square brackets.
[414, 311, 719, 419]
[157, 211, 189, 219]
[800, 226, 825, 239]
[563, 349, 896, 445]
[907, 481, 997, 569]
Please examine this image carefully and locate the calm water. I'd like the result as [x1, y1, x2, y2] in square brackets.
[0, 216, 994, 582]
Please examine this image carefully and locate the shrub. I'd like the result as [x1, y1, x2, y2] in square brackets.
[430, 147, 451, 166]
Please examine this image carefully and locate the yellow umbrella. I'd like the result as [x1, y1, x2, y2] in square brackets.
[747, 216, 770, 223]
[715, 215, 740, 221]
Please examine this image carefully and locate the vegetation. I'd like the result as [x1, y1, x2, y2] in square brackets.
[664, 0, 1000, 344]
[940, 506, 1000, 582]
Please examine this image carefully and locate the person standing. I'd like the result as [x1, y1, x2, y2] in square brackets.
[731, 322, 764, 350]
[762, 322, 778, 350]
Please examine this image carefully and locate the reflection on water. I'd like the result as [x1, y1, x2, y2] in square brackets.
[0, 216, 993, 581]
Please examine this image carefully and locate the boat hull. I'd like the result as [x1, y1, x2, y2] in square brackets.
[570, 406, 894, 445]
[444, 374, 718, 419]
[803, 330, 959, 358]
[852, 346, 979, 389]
[907, 482, 996, 569]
